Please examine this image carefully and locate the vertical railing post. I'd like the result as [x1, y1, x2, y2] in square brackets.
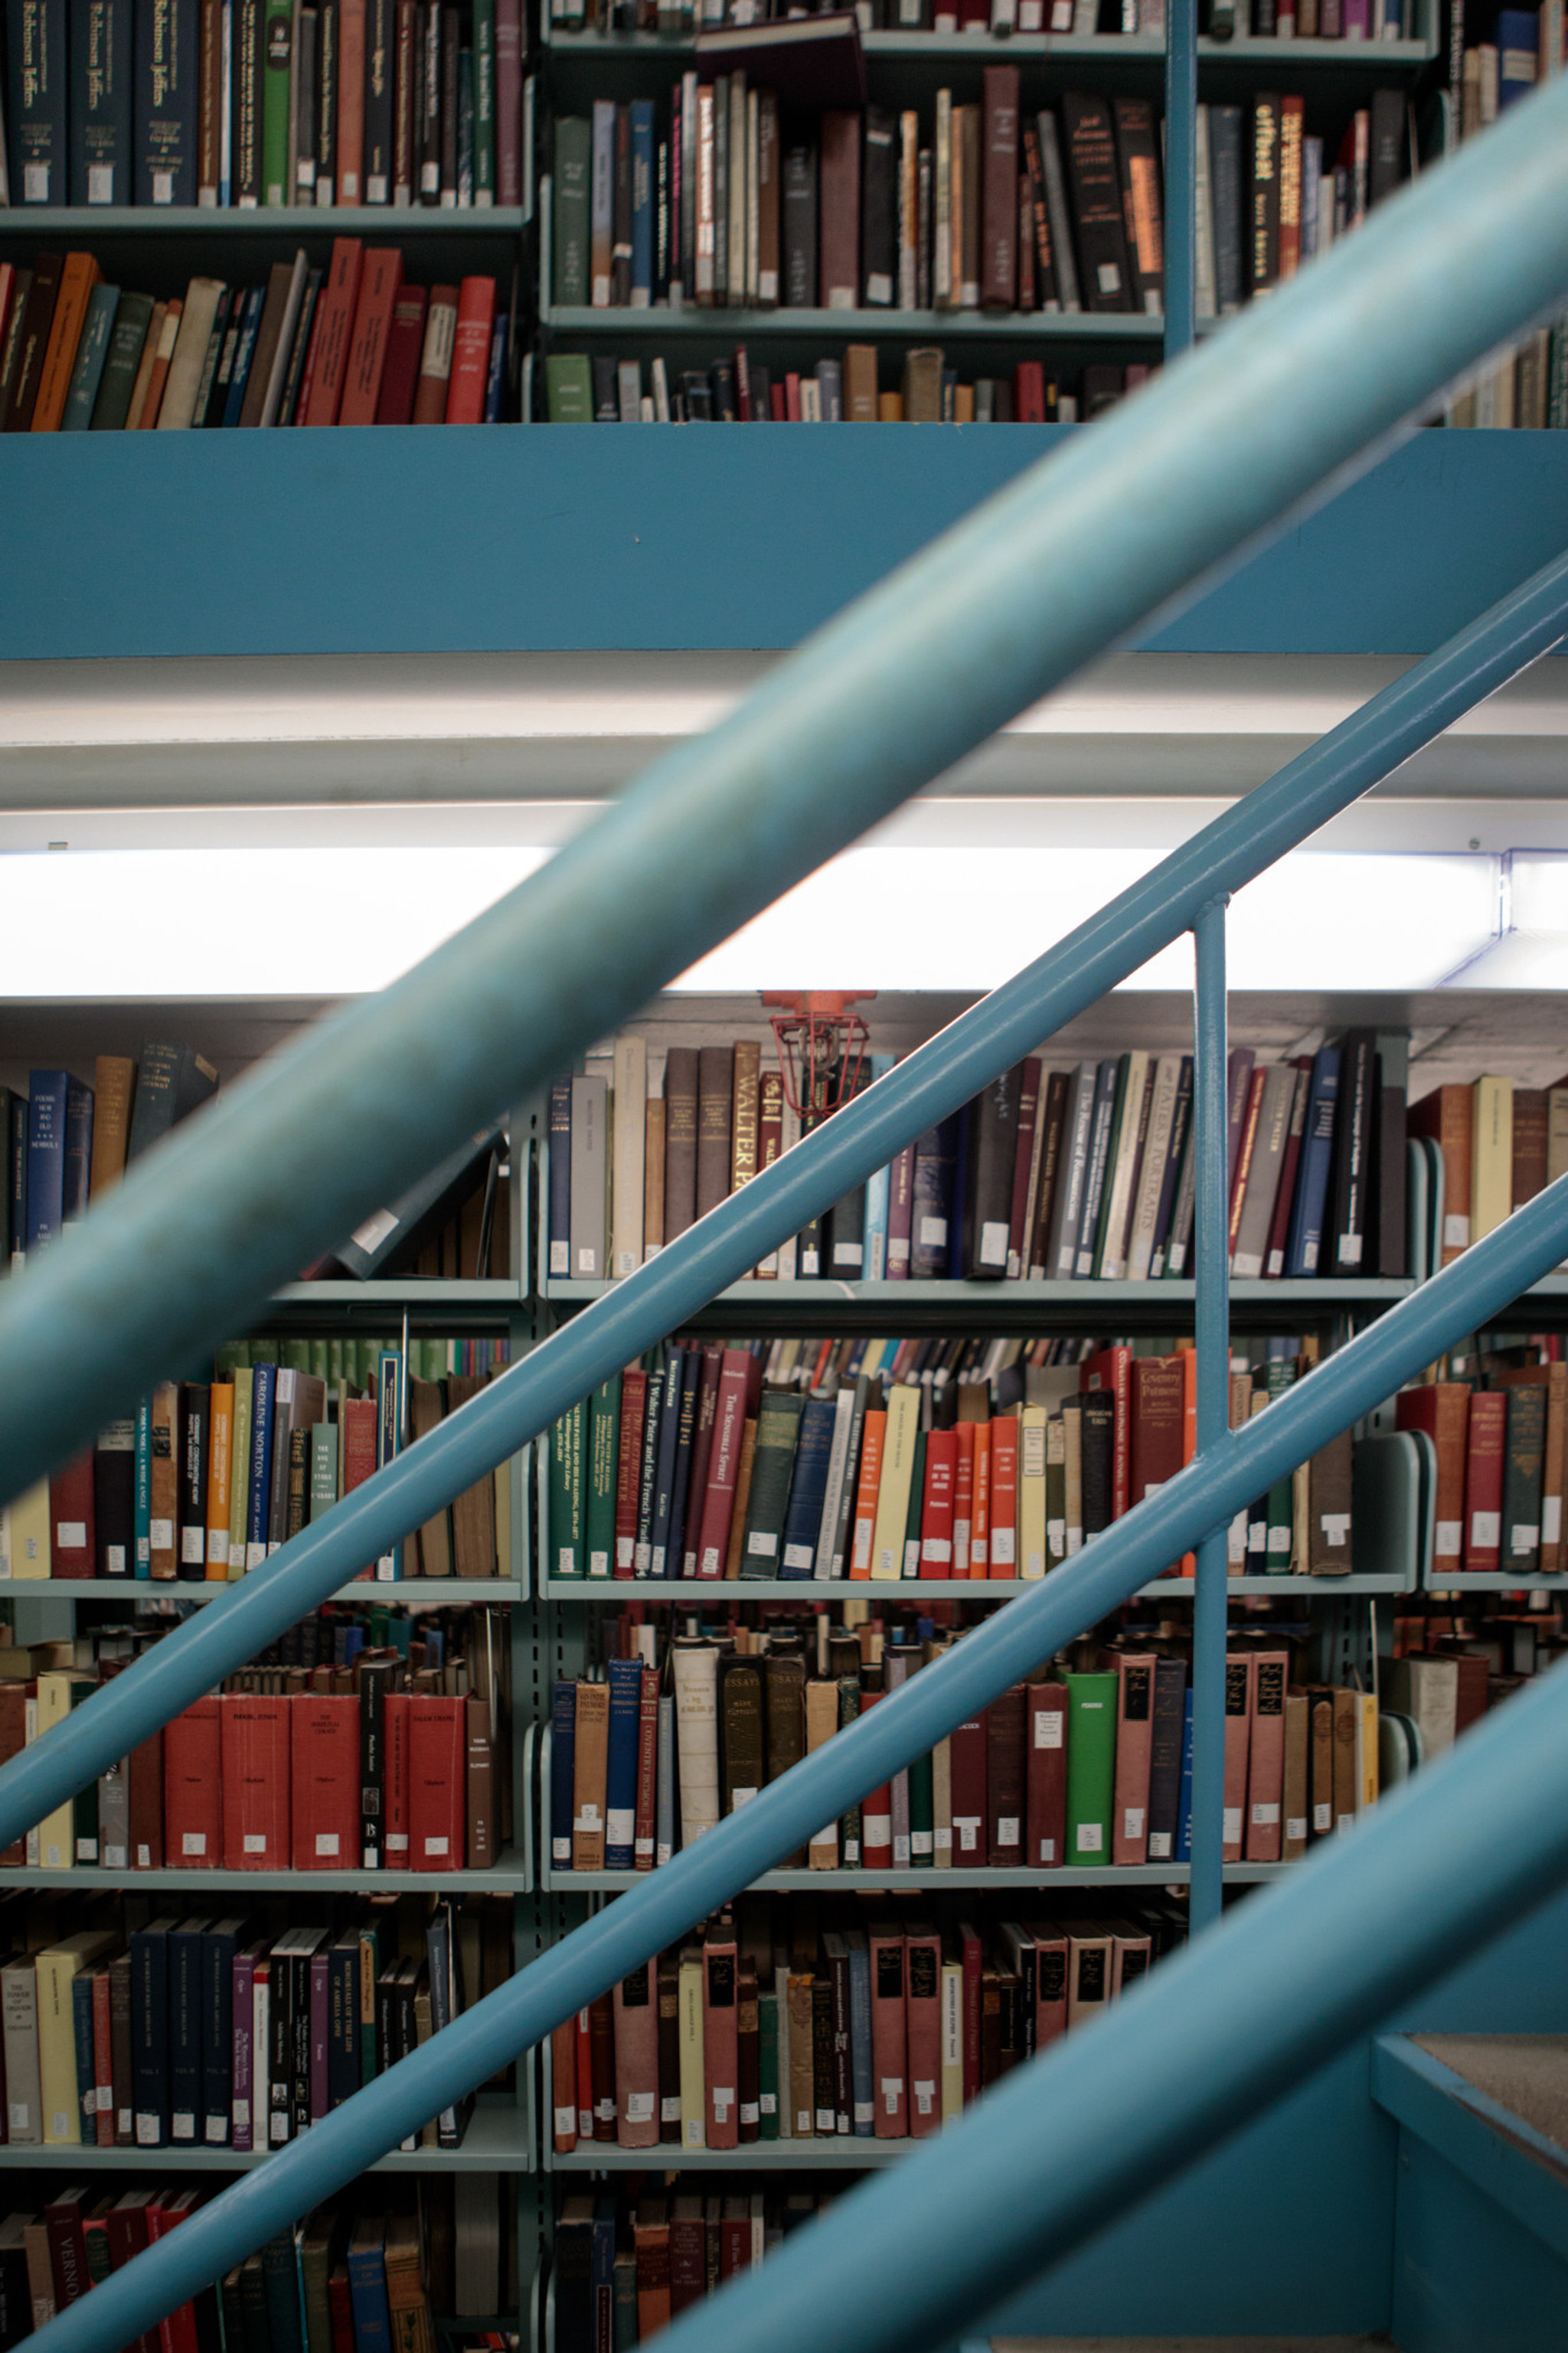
[1189, 897, 1230, 1932]
[1164, 0, 1198, 360]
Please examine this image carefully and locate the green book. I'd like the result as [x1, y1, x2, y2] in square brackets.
[553, 115, 592, 303]
[472, 0, 495, 201]
[90, 288, 153, 429]
[61, 283, 119, 430]
[757, 1987, 779, 2139]
[901, 1426, 926, 1578]
[281, 1337, 311, 1374]
[739, 1389, 805, 1578]
[585, 1374, 620, 1578]
[547, 1400, 587, 1577]
[612, 2249, 638, 2352]
[326, 1336, 344, 1384]
[262, 0, 294, 206]
[546, 351, 593, 421]
[907, 1735, 935, 1864]
[309, 1422, 338, 1522]
[308, 1338, 329, 1381]
[1063, 1670, 1118, 1864]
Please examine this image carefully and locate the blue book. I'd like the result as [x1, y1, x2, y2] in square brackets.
[346, 2218, 392, 2353]
[25, 1070, 69, 1252]
[63, 1077, 94, 1221]
[61, 286, 121, 426]
[1075, 1060, 1120, 1277]
[603, 1657, 642, 1869]
[7, 1094, 27, 1269]
[1175, 1691, 1195, 1864]
[946, 1102, 972, 1279]
[778, 1394, 836, 1579]
[547, 1076, 573, 1280]
[131, 1916, 175, 2146]
[203, 1917, 244, 2145]
[910, 1116, 958, 1280]
[71, 1968, 97, 2142]
[70, 0, 133, 201]
[168, 1915, 209, 2145]
[7, 0, 69, 200]
[134, 0, 198, 202]
[221, 286, 265, 426]
[591, 2197, 618, 2330]
[482, 310, 508, 421]
[1498, 8, 1538, 105]
[847, 1930, 873, 2136]
[861, 1053, 895, 1278]
[134, 1396, 152, 1575]
[1284, 1046, 1341, 1277]
[629, 98, 655, 304]
[550, 1679, 577, 1872]
[665, 1349, 701, 1575]
[247, 1361, 277, 1564]
[649, 1351, 688, 1577]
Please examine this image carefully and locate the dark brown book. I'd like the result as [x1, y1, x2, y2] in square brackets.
[736, 1957, 760, 2142]
[764, 1650, 807, 1866]
[985, 1682, 1026, 1867]
[981, 66, 1019, 310]
[127, 1730, 164, 1868]
[980, 1966, 1002, 2087]
[0, 269, 34, 429]
[1027, 1070, 1069, 1276]
[1501, 1381, 1547, 1581]
[407, 1379, 452, 1577]
[239, 260, 306, 428]
[1377, 1050, 1408, 1279]
[1112, 97, 1163, 316]
[1513, 1087, 1549, 1211]
[656, 1950, 681, 2145]
[5, 253, 65, 431]
[818, 109, 861, 307]
[959, 103, 981, 308]
[1250, 94, 1281, 296]
[663, 1047, 700, 1242]
[695, 1046, 734, 1222]
[589, 1991, 616, 2141]
[719, 1659, 765, 1816]
[1306, 1687, 1335, 1840]
[446, 1372, 496, 1575]
[1060, 96, 1131, 313]
[1306, 1427, 1353, 1577]
[811, 1976, 835, 2137]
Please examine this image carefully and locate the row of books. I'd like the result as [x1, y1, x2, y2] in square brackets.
[1194, 91, 1405, 317]
[2, 0, 524, 208]
[547, 1891, 1189, 2157]
[1454, 11, 1550, 139]
[548, 1034, 1409, 1288]
[0, 1675, 498, 1874]
[552, 2181, 835, 2353]
[0, 1888, 509, 2151]
[1399, 1362, 1568, 1583]
[544, 1342, 1361, 1584]
[0, 1050, 216, 1261]
[1445, 322, 1568, 431]
[1409, 1077, 1568, 1269]
[0, 248, 504, 433]
[556, 0, 1416, 39]
[554, 82, 1165, 318]
[224, 1332, 511, 1384]
[5, 1345, 508, 1584]
[543, 344, 1127, 421]
[550, 1642, 1373, 1877]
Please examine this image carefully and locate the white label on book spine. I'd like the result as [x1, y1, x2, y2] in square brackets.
[1232, 1251, 1263, 1279]
[1547, 1498, 1563, 1545]
[626, 2092, 655, 2122]
[208, 1531, 229, 1564]
[57, 1521, 87, 1549]
[783, 1543, 813, 1569]
[893, 1835, 910, 1864]
[1436, 1519, 1462, 1557]
[5, 2106, 24, 2134]
[247, 1542, 267, 1569]
[1338, 1231, 1363, 1266]
[589, 1551, 609, 1576]
[550, 1240, 570, 1275]
[181, 1527, 204, 1563]
[1122, 1808, 1145, 1839]
[244, 1834, 266, 1854]
[315, 1834, 340, 1857]
[1286, 1816, 1308, 1843]
[997, 1816, 1018, 1845]
[1321, 1513, 1351, 1547]
[711, 2088, 733, 2119]
[1512, 1524, 1540, 1554]
[1445, 1213, 1471, 1249]
[919, 1215, 947, 1247]
[136, 2113, 161, 2144]
[182, 1832, 206, 1855]
[351, 1208, 400, 1256]
[953, 1815, 980, 1851]
[760, 2092, 777, 2115]
[607, 1808, 635, 1845]
[554, 2105, 576, 2137]
[577, 1247, 597, 1275]
[1268, 1525, 1292, 1553]
[150, 1518, 174, 1550]
[172, 2113, 195, 2140]
[1075, 1822, 1104, 1853]
[923, 1538, 952, 1564]
[991, 1528, 1015, 1565]
[1472, 1511, 1501, 1547]
[1314, 1801, 1333, 1833]
[103, 1844, 126, 1869]
[424, 1836, 450, 1855]
[1223, 1806, 1243, 1841]
[662, 2096, 681, 2122]
[979, 1220, 1008, 1266]
[732, 1786, 758, 1808]
[1148, 1832, 1171, 1860]
[880, 2079, 903, 2113]
[1252, 1802, 1280, 1826]
[387, 1833, 408, 1851]
[748, 1531, 777, 1556]
[934, 1826, 952, 1853]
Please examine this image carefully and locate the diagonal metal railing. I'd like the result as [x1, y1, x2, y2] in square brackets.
[13, 68, 1568, 2353]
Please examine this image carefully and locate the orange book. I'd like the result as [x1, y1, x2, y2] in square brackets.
[302, 237, 364, 426]
[444, 274, 495, 423]
[988, 1417, 1018, 1579]
[952, 1421, 975, 1574]
[31, 252, 100, 431]
[204, 1382, 234, 1579]
[969, 1423, 992, 1576]
[337, 248, 403, 425]
[1178, 1344, 1197, 1577]
[848, 1410, 887, 1580]
[1222, 1652, 1255, 1863]
[137, 300, 183, 427]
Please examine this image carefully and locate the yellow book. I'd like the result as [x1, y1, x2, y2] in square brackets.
[1357, 1694, 1380, 1815]
[1018, 1405, 1048, 1580]
[1472, 1075, 1514, 1243]
[939, 1959, 965, 2124]
[8, 1483, 50, 1580]
[678, 1946, 705, 2151]
[227, 1367, 253, 1580]
[37, 1930, 116, 2143]
[33, 1675, 76, 1871]
[869, 1384, 921, 1581]
[206, 1381, 234, 1578]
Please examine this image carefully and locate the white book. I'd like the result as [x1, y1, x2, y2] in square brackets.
[1125, 1054, 1184, 1281]
[1194, 107, 1217, 319]
[610, 1035, 647, 1277]
[776, 1098, 801, 1280]
[1096, 1051, 1149, 1281]
[1048, 1060, 1099, 1278]
[156, 279, 227, 429]
[814, 1388, 858, 1580]
[672, 1642, 720, 1846]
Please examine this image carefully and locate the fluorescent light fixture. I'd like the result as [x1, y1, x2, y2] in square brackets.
[1440, 851, 1568, 987]
[0, 841, 1503, 998]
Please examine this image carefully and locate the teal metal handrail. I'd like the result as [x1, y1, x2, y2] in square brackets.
[5, 68, 1568, 1500]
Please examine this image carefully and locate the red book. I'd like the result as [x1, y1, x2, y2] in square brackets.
[291, 1694, 360, 1868]
[634, 1666, 659, 1869]
[338, 248, 403, 425]
[444, 275, 496, 423]
[1264, 1058, 1312, 1278]
[613, 1956, 658, 2149]
[146, 2192, 202, 2353]
[128, 1730, 163, 1870]
[858, 1688, 892, 1870]
[678, 1347, 724, 1577]
[867, 1923, 907, 2139]
[341, 1397, 377, 1492]
[1463, 1391, 1507, 1573]
[164, 1697, 222, 1868]
[985, 1684, 1025, 1865]
[702, 1918, 740, 2151]
[919, 1427, 957, 1574]
[408, 1694, 466, 1868]
[952, 1422, 975, 1574]
[1013, 360, 1046, 421]
[1005, 1057, 1042, 1276]
[1222, 1652, 1256, 1864]
[92, 1967, 114, 2145]
[302, 237, 364, 426]
[613, 1370, 648, 1576]
[904, 1920, 942, 2139]
[948, 1709, 988, 1865]
[383, 1690, 412, 1867]
[1083, 1345, 1133, 1521]
[668, 2204, 706, 2315]
[104, 2189, 154, 2282]
[718, 2204, 748, 2280]
[1111, 1653, 1156, 1866]
[374, 283, 428, 423]
[550, 2015, 577, 2152]
[219, 1693, 291, 1870]
[958, 1921, 983, 2106]
[1227, 1069, 1267, 1257]
[1024, 1680, 1067, 1868]
[44, 2191, 90, 2308]
[1129, 1355, 1184, 1511]
[0, 1682, 28, 1865]
[694, 1353, 750, 1578]
[328, 2269, 354, 2353]
[574, 2006, 593, 2139]
[988, 1418, 1018, 1578]
[1243, 1651, 1289, 1864]
[969, 1423, 991, 1574]
[1024, 1922, 1068, 2051]
[49, 1450, 96, 1578]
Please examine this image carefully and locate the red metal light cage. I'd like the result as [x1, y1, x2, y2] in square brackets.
[761, 992, 876, 1122]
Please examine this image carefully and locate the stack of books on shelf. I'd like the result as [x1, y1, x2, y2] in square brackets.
[2, 0, 523, 208]
[1396, 1345, 1568, 1585]
[0, 245, 508, 430]
[554, 0, 1422, 40]
[549, 1031, 1414, 1286]
[549, 1632, 1378, 1877]
[554, 2182, 832, 2353]
[0, 1597, 511, 1871]
[0, 1885, 511, 2152]
[544, 1335, 1362, 1584]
